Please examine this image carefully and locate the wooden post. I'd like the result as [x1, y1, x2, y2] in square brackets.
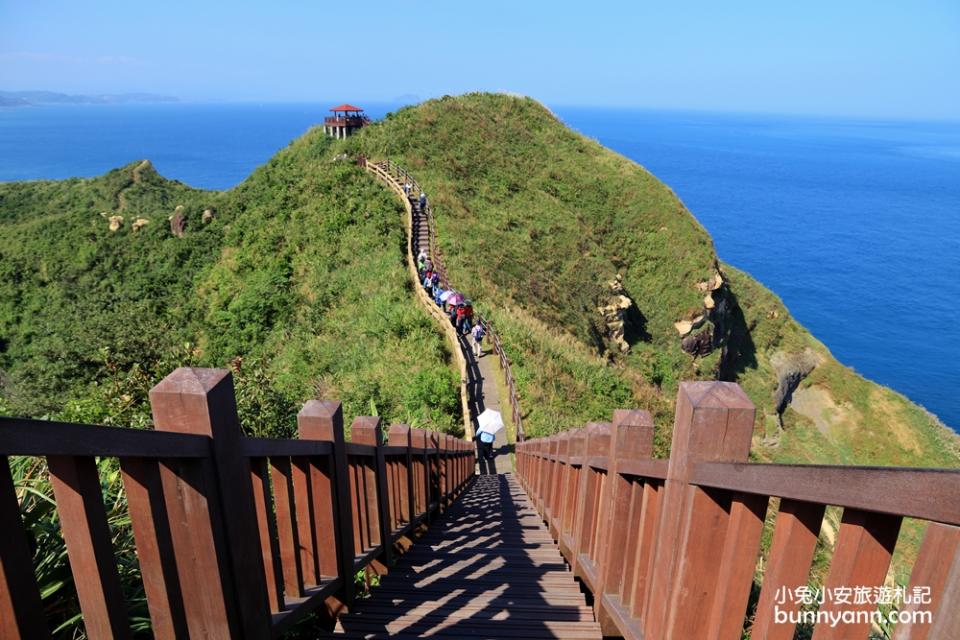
[559, 428, 585, 562]
[548, 433, 571, 540]
[298, 400, 356, 614]
[594, 409, 654, 636]
[352, 416, 393, 572]
[388, 424, 414, 527]
[644, 381, 756, 640]
[1, 458, 50, 640]
[149, 367, 272, 639]
[572, 422, 612, 585]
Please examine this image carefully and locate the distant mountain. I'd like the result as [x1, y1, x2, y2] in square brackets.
[0, 95, 31, 107]
[0, 90, 179, 106]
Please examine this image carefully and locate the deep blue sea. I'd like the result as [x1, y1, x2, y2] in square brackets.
[1, 102, 958, 432]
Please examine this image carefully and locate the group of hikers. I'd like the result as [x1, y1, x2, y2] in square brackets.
[410, 188, 495, 461]
[416, 247, 486, 358]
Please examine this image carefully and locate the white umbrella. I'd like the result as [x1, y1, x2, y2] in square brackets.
[439, 290, 455, 302]
[476, 409, 504, 436]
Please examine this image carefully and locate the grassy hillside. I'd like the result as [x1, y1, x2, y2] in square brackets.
[349, 93, 960, 469]
[0, 136, 461, 436]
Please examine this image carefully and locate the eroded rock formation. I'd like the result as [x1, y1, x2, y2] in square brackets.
[771, 349, 821, 418]
[597, 275, 635, 353]
[169, 205, 186, 237]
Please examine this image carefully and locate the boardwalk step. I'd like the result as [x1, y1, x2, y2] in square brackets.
[334, 474, 600, 639]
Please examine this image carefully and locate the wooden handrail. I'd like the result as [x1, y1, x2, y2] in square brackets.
[0, 367, 475, 639]
[515, 382, 960, 639]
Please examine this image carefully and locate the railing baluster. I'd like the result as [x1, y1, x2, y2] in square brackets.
[248, 457, 285, 613]
[48, 455, 131, 639]
[0, 457, 50, 640]
[120, 456, 190, 637]
[270, 456, 304, 598]
[893, 521, 960, 640]
[811, 509, 902, 639]
[750, 499, 825, 640]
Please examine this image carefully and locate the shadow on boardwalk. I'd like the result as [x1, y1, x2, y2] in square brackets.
[334, 474, 600, 639]
[460, 332, 514, 475]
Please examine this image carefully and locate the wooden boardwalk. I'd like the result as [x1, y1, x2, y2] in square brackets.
[334, 474, 601, 639]
[409, 195, 513, 475]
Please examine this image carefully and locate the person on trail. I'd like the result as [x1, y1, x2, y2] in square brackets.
[434, 286, 445, 306]
[477, 429, 495, 460]
[424, 258, 433, 272]
[455, 304, 467, 333]
[417, 248, 427, 264]
[404, 182, 412, 196]
[471, 323, 486, 358]
[423, 270, 434, 296]
[450, 303, 461, 327]
[431, 271, 440, 290]
[419, 192, 427, 210]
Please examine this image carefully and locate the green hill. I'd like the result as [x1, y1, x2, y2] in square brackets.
[3, 92, 958, 630]
[0, 141, 461, 436]
[347, 93, 959, 468]
[2, 91, 957, 467]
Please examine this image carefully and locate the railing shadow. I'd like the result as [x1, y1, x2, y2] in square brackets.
[336, 474, 592, 638]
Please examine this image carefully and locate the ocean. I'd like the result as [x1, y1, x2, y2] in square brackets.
[1, 102, 958, 432]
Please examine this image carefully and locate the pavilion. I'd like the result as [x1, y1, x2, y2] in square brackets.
[323, 104, 369, 138]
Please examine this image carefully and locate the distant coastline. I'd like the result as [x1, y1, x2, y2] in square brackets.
[0, 90, 178, 107]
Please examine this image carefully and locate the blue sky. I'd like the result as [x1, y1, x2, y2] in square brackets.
[1, 0, 957, 119]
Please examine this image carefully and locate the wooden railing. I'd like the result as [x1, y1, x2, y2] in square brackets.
[516, 381, 960, 639]
[0, 367, 474, 639]
[367, 159, 525, 441]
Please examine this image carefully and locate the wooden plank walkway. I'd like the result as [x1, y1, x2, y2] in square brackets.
[333, 474, 601, 639]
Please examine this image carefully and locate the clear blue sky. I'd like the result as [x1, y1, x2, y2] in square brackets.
[1, 0, 957, 119]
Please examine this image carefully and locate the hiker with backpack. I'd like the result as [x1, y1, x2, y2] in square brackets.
[471, 322, 486, 358]
[419, 192, 427, 210]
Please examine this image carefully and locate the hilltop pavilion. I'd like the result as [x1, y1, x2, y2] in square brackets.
[324, 104, 369, 138]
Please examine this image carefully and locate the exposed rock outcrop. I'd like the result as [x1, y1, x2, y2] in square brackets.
[771, 348, 821, 419]
[681, 328, 714, 356]
[132, 218, 149, 232]
[202, 208, 215, 224]
[169, 205, 186, 237]
[597, 275, 635, 353]
[675, 271, 723, 340]
[108, 215, 124, 232]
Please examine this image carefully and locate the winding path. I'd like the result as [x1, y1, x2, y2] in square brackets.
[365, 161, 513, 474]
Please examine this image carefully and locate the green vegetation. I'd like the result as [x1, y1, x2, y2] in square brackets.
[2, 92, 958, 636]
[350, 92, 960, 470]
[0, 137, 460, 435]
[0, 131, 460, 637]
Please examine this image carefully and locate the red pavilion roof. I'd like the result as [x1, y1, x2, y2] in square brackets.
[329, 104, 363, 112]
